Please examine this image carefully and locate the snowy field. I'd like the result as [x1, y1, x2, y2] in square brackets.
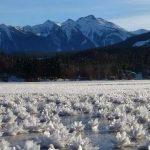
[0, 80, 149, 150]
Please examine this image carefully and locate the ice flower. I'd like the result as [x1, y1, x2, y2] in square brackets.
[88, 118, 99, 132]
[50, 129, 70, 148]
[115, 132, 131, 147]
[0, 82, 149, 149]
[0, 140, 12, 150]
[108, 119, 125, 132]
[71, 121, 85, 133]
[137, 106, 149, 124]
[48, 144, 59, 150]
[129, 124, 146, 141]
[44, 121, 55, 134]
[4, 122, 23, 136]
[3, 109, 17, 124]
[69, 134, 94, 150]
[73, 102, 93, 114]
[23, 115, 40, 132]
[138, 135, 150, 150]
[23, 140, 40, 150]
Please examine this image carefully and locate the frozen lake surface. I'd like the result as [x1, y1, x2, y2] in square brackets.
[0, 80, 149, 150]
[0, 80, 150, 94]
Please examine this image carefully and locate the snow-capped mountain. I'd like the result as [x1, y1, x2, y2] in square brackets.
[112, 31, 150, 48]
[0, 24, 17, 53]
[76, 15, 131, 47]
[133, 39, 150, 47]
[132, 29, 149, 35]
[23, 20, 60, 37]
[61, 19, 79, 39]
[61, 19, 94, 50]
[0, 15, 134, 54]
[0, 25, 51, 54]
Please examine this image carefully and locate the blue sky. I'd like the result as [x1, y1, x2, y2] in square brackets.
[0, 0, 150, 30]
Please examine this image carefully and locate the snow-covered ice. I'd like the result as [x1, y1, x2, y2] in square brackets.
[0, 80, 149, 150]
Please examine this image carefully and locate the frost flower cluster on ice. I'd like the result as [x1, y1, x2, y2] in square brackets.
[0, 81, 149, 149]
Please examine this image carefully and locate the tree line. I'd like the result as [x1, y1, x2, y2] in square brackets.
[0, 46, 150, 81]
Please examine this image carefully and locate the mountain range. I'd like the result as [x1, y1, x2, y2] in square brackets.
[0, 15, 149, 55]
[132, 29, 149, 35]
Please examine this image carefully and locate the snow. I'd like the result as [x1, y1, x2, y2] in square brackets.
[0, 81, 149, 150]
[133, 39, 150, 47]
[55, 22, 61, 26]
[23, 20, 58, 37]
[76, 16, 105, 45]
[61, 19, 79, 39]
[76, 15, 129, 46]
[0, 24, 13, 40]
[14, 26, 22, 31]
[97, 18, 123, 31]
[0, 15, 131, 51]
[0, 80, 149, 94]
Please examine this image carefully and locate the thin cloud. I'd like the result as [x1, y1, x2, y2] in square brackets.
[0, 0, 150, 30]
[111, 14, 150, 31]
[123, 0, 150, 5]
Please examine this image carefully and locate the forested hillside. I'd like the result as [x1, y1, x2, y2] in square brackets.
[0, 45, 150, 81]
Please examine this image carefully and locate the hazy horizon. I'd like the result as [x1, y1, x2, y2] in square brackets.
[0, 0, 150, 31]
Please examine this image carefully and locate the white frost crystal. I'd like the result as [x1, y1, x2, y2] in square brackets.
[0, 81, 149, 149]
[23, 140, 40, 150]
[88, 118, 99, 132]
[0, 140, 12, 150]
[116, 132, 131, 147]
[71, 121, 85, 133]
